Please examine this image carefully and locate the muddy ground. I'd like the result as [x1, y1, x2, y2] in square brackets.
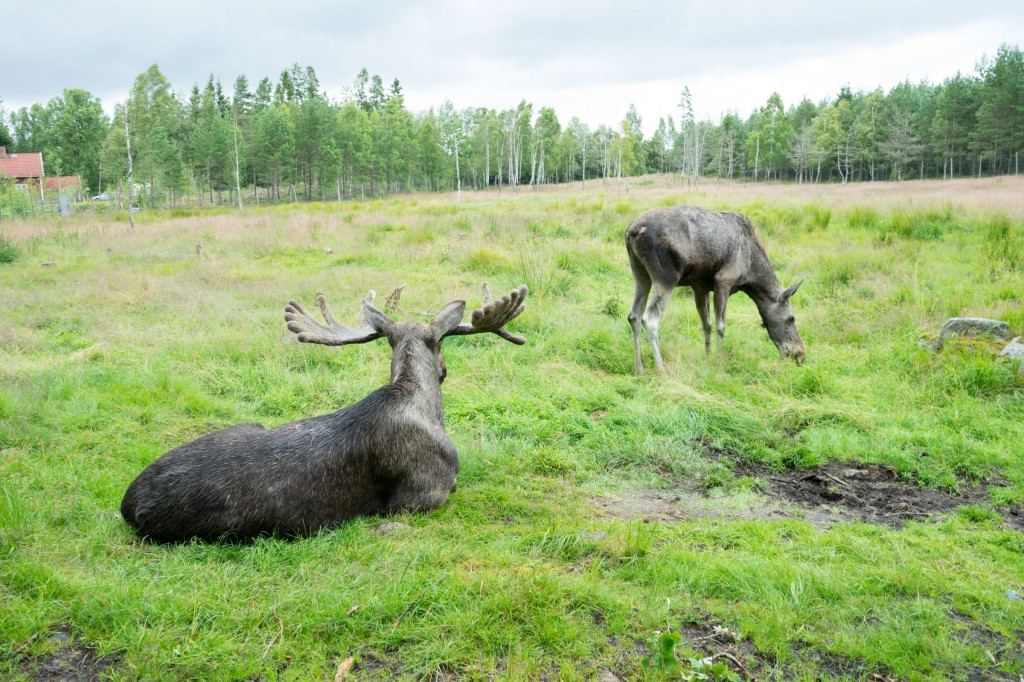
[590, 439, 1024, 679]
[13, 627, 114, 682]
[596, 437, 1024, 532]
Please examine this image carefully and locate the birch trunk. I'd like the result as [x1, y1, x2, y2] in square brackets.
[753, 135, 760, 183]
[233, 121, 243, 210]
[581, 134, 586, 187]
[124, 105, 135, 233]
[454, 139, 462, 203]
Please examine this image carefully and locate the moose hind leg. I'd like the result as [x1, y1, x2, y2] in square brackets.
[693, 288, 713, 353]
[642, 281, 673, 372]
[712, 284, 730, 351]
[628, 275, 651, 374]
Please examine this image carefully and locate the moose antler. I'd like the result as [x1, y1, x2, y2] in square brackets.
[445, 284, 528, 344]
[384, 284, 405, 314]
[357, 290, 376, 326]
[285, 292, 382, 346]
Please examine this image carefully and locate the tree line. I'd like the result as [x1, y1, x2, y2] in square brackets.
[1, 43, 1021, 207]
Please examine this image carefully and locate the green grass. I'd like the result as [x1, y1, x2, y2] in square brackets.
[1, 182, 1023, 680]
[0, 233, 18, 264]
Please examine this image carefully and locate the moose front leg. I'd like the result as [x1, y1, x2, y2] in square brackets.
[628, 276, 651, 374]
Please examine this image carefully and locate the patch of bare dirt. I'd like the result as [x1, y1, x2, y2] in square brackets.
[946, 610, 1024, 681]
[672, 612, 899, 680]
[785, 641, 896, 681]
[613, 611, 900, 681]
[350, 651, 402, 680]
[594, 488, 803, 524]
[16, 627, 116, 682]
[726, 456, 1024, 532]
[596, 438, 1024, 532]
[672, 616, 765, 678]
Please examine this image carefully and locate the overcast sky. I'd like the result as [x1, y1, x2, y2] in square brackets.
[3, 1, 1023, 135]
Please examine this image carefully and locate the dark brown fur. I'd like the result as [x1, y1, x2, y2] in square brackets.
[121, 287, 527, 542]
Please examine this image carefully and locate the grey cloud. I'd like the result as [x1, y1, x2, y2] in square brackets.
[2, 0, 1021, 114]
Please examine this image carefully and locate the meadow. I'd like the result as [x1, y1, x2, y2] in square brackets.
[1, 175, 1023, 680]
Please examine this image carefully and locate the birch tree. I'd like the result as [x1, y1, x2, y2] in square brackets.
[438, 100, 467, 201]
[124, 103, 134, 232]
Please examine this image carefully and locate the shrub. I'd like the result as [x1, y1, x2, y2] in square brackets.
[847, 206, 880, 229]
[464, 247, 515, 273]
[816, 255, 859, 299]
[886, 209, 945, 241]
[982, 214, 1024, 272]
[805, 203, 832, 231]
[0, 234, 18, 265]
[572, 325, 633, 374]
[602, 298, 623, 318]
[942, 351, 1019, 397]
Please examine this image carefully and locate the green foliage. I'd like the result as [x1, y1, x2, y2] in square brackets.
[464, 246, 515, 273]
[885, 208, 949, 241]
[643, 630, 739, 681]
[941, 351, 1020, 397]
[0, 233, 18, 264]
[0, 485, 28, 540]
[846, 206, 880, 229]
[981, 214, 1024, 271]
[804, 203, 832, 231]
[956, 504, 1004, 525]
[644, 629, 683, 669]
[603, 297, 624, 318]
[0, 184, 35, 219]
[815, 254, 859, 299]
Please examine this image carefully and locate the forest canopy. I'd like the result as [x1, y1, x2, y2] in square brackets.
[1, 44, 1022, 202]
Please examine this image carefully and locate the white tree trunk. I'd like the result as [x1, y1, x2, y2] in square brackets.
[454, 139, 461, 203]
[581, 135, 586, 187]
[753, 135, 760, 184]
[233, 122, 243, 211]
[124, 104, 135, 233]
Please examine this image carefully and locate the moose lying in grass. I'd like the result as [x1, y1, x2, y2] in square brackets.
[626, 205, 805, 373]
[121, 284, 528, 542]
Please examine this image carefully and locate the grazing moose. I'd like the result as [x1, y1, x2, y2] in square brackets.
[120, 284, 528, 542]
[626, 205, 805, 373]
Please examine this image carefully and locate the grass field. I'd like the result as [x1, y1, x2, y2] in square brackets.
[1, 176, 1023, 680]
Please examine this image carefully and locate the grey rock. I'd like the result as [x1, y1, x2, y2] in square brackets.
[1000, 336, 1024, 360]
[594, 670, 621, 682]
[939, 317, 1011, 342]
[917, 336, 941, 352]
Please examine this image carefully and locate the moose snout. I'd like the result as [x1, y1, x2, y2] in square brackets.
[780, 342, 806, 365]
[782, 342, 806, 364]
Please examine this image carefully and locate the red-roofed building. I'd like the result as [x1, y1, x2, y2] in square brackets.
[0, 146, 43, 180]
[44, 176, 83, 192]
[1, 147, 83, 201]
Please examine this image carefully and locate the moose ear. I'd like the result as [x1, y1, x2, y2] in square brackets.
[779, 279, 803, 302]
[430, 300, 466, 337]
[361, 302, 397, 336]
